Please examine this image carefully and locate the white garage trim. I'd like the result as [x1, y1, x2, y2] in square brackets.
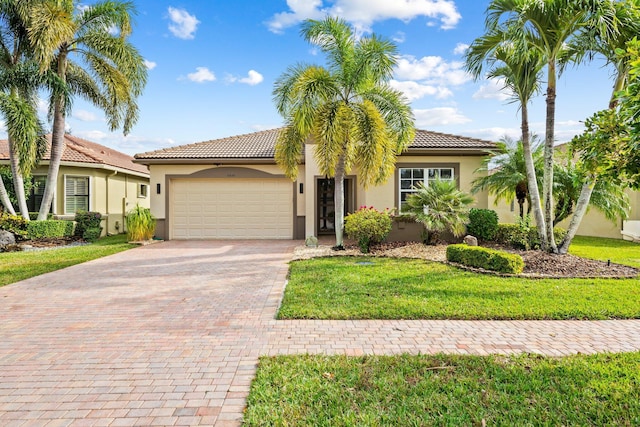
[168, 169, 294, 239]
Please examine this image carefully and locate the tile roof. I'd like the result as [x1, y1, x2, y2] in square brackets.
[135, 128, 496, 162]
[0, 134, 149, 176]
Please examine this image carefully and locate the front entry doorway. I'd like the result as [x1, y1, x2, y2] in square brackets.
[317, 178, 353, 235]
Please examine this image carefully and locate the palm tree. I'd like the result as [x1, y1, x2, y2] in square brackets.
[273, 17, 414, 248]
[465, 32, 547, 246]
[0, 0, 48, 219]
[472, 137, 543, 218]
[405, 179, 474, 244]
[28, 0, 147, 220]
[553, 157, 629, 224]
[482, 0, 618, 252]
[556, 1, 639, 253]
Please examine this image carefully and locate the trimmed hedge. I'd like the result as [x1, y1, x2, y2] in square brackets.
[26, 220, 75, 239]
[466, 208, 498, 241]
[446, 244, 524, 274]
[74, 211, 102, 237]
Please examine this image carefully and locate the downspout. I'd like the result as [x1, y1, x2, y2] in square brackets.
[106, 170, 117, 235]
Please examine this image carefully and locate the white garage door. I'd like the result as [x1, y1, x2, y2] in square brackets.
[170, 178, 293, 239]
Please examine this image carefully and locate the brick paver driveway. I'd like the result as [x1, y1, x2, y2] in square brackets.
[1, 240, 640, 426]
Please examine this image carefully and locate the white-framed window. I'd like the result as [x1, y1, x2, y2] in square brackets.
[64, 175, 90, 214]
[138, 183, 148, 198]
[399, 167, 455, 210]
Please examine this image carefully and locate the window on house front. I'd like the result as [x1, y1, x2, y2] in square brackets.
[27, 176, 47, 212]
[65, 176, 89, 214]
[399, 167, 455, 210]
[138, 183, 148, 198]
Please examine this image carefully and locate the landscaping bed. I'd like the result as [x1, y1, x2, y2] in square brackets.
[294, 240, 639, 278]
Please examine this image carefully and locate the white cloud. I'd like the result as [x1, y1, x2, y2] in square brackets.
[167, 7, 199, 40]
[414, 107, 471, 127]
[186, 67, 216, 83]
[393, 31, 406, 43]
[239, 70, 264, 86]
[395, 55, 470, 86]
[267, 0, 461, 34]
[473, 78, 512, 101]
[77, 130, 108, 141]
[37, 98, 49, 115]
[453, 42, 469, 55]
[73, 110, 99, 122]
[468, 127, 521, 142]
[390, 80, 452, 101]
[144, 60, 157, 70]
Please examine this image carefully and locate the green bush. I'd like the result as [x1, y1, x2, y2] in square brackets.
[446, 244, 524, 274]
[495, 220, 567, 250]
[345, 206, 392, 253]
[74, 211, 102, 237]
[82, 227, 102, 242]
[466, 208, 498, 241]
[28, 212, 53, 220]
[0, 212, 28, 239]
[26, 220, 75, 239]
[126, 204, 156, 241]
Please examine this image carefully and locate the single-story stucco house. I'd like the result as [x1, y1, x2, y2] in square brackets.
[0, 134, 150, 235]
[134, 128, 495, 240]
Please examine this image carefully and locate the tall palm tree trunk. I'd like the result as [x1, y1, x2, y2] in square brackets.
[8, 137, 29, 219]
[543, 63, 558, 253]
[521, 103, 547, 250]
[558, 181, 594, 254]
[38, 55, 67, 220]
[0, 177, 16, 214]
[334, 154, 346, 248]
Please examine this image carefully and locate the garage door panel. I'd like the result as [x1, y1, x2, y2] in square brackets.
[170, 178, 293, 239]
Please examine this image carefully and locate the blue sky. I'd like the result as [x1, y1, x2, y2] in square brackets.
[34, 0, 617, 155]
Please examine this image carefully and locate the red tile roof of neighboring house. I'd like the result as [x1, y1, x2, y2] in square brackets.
[134, 128, 496, 161]
[0, 134, 149, 176]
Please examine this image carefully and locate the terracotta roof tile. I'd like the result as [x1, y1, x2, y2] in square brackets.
[135, 128, 496, 161]
[0, 134, 149, 176]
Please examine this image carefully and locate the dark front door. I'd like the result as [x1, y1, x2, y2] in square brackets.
[317, 178, 351, 235]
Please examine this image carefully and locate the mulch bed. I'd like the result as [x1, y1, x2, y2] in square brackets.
[338, 241, 639, 279]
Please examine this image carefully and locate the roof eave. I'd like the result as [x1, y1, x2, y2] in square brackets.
[133, 157, 284, 166]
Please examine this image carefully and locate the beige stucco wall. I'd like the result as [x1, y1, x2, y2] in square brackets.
[31, 165, 150, 236]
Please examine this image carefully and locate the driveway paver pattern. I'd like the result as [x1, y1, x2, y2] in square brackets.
[1, 240, 640, 426]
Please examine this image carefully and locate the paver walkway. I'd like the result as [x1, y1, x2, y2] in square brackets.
[1, 240, 639, 426]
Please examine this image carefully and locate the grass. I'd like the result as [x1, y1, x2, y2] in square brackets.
[244, 352, 640, 426]
[570, 235, 640, 268]
[0, 234, 136, 287]
[279, 256, 640, 320]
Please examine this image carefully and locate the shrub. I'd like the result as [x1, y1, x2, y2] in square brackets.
[0, 212, 28, 239]
[496, 220, 568, 250]
[26, 220, 75, 239]
[126, 204, 156, 241]
[466, 208, 498, 241]
[446, 244, 524, 274]
[74, 211, 102, 237]
[28, 212, 53, 221]
[345, 206, 392, 253]
[82, 227, 102, 242]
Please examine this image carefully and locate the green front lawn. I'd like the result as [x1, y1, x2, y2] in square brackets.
[0, 235, 136, 287]
[570, 236, 640, 268]
[279, 257, 640, 320]
[244, 352, 640, 426]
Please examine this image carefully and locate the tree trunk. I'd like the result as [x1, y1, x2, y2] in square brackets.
[0, 175, 16, 215]
[558, 180, 594, 254]
[333, 154, 346, 248]
[38, 55, 67, 220]
[543, 61, 557, 253]
[521, 103, 547, 250]
[8, 137, 29, 220]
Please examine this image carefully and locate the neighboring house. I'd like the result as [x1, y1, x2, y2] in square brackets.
[0, 134, 150, 235]
[134, 128, 495, 240]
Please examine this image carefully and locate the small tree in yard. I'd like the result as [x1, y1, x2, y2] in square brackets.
[405, 180, 474, 244]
